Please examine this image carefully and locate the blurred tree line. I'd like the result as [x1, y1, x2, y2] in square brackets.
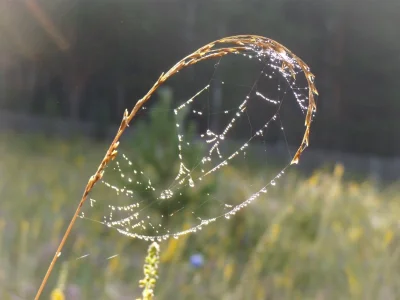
[0, 0, 399, 156]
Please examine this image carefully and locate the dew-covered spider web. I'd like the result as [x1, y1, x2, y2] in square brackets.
[78, 38, 317, 243]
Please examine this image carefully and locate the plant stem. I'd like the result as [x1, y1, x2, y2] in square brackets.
[34, 192, 88, 300]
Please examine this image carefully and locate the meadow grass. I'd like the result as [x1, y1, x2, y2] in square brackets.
[1, 132, 400, 299]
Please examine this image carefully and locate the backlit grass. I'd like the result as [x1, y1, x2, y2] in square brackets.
[1, 132, 399, 300]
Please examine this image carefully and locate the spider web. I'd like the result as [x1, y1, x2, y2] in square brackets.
[79, 45, 315, 243]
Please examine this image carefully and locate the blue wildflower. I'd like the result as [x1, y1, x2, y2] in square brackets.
[190, 253, 204, 268]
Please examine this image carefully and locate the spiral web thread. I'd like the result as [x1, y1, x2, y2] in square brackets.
[80, 35, 318, 242]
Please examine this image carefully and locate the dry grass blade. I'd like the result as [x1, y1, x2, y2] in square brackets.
[34, 35, 317, 299]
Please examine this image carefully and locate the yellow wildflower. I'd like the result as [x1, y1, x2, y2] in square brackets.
[384, 230, 393, 247]
[270, 223, 281, 244]
[223, 262, 234, 281]
[307, 173, 319, 187]
[50, 288, 65, 300]
[333, 163, 344, 179]
[348, 227, 363, 242]
[345, 267, 360, 296]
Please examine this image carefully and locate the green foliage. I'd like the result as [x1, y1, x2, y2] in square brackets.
[110, 87, 217, 230]
[1, 133, 400, 299]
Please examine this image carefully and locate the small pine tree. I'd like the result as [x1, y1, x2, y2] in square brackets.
[120, 86, 217, 230]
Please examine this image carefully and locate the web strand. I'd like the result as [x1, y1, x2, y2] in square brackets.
[78, 35, 317, 242]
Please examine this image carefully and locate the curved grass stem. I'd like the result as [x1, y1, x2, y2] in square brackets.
[34, 35, 316, 299]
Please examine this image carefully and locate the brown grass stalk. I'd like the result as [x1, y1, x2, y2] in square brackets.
[34, 35, 317, 299]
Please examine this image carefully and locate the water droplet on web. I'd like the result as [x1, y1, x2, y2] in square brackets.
[80, 36, 316, 243]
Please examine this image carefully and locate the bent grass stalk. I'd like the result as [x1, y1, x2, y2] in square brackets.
[34, 35, 317, 299]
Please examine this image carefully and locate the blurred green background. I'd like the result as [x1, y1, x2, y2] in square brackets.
[1, 95, 400, 299]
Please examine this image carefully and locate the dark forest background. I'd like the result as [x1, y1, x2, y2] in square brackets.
[1, 0, 399, 156]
